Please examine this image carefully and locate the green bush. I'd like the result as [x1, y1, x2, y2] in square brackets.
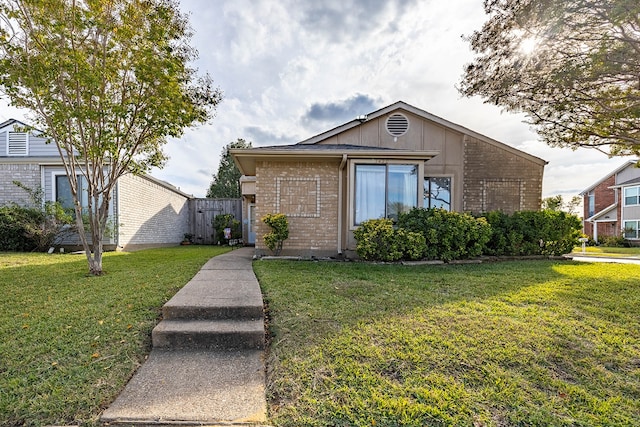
[398, 208, 492, 262]
[262, 213, 289, 255]
[0, 202, 72, 252]
[481, 210, 582, 256]
[598, 235, 631, 248]
[353, 219, 403, 261]
[213, 213, 241, 244]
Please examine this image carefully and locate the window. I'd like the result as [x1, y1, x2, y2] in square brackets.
[7, 131, 28, 156]
[624, 186, 640, 206]
[424, 177, 451, 211]
[587, 191, 595, 217]
[55, 175, 89, 214]
[624, 220, 639, 239]
[355, 164, 418, 224]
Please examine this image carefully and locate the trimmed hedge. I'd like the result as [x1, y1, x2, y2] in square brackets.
[482, 210, 582, 256]
[353, 208, 582, 262]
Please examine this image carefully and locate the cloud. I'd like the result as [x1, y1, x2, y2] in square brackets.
[301, 94, 382, 128]
[243, 126, 299, 146]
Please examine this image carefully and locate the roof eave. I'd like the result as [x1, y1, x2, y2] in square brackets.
[230, 148, 439, 176]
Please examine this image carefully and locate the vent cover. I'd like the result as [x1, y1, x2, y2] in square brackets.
[385, 113, 409, 138]
[7, 131, 28, 156]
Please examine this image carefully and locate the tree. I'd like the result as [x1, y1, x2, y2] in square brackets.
[459, 0, 640, 156]
[542, 194, 581, 215]
[0, 0, 222, 275]
[206, 139, 251, 198]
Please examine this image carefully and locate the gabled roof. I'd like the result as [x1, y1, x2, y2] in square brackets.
[298, 101, 547, 166]
[586, 202, 618, 222]
[580, 160, 638, 195]
[0, 119, 42, 132]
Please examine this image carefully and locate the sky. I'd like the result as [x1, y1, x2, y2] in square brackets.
[0, 0, 631, 201]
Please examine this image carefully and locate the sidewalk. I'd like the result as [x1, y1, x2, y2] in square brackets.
[101, 247, 270, 426]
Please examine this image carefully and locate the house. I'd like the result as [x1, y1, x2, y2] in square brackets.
[231, 101, 547, 258]
[580, 160, 640, 243]
[0, 119, 192, 251]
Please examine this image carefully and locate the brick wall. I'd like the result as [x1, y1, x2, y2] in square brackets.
[582, 175, 617, 238]
[0, 163, 41, 206]
[117, 174, 190, 250]
[255, 160, 339, 256]
[463, 136, 544, 214]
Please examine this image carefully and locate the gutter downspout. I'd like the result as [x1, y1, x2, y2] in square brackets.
[337, 154, 347, 255]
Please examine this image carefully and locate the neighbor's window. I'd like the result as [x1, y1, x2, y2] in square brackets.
[624, 220, 639, 239]
[624, 186, 640, 206]
[587, 190, 595, 217]
[355, 164, 418, 224]
[56, 175, 89, 214]
[424, 177, 451, 211]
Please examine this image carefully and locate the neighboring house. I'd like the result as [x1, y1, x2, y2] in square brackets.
[231, 101, 547, 258]
[580, 160, 640, 243]
[0, 119, 192, 251]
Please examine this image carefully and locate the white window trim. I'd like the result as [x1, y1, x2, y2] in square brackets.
[348, 159, 424, 230]
[623, 185, 640, 207]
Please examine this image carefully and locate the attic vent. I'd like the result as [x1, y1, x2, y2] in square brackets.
[7, 131, 28, 156]
[385, 113, 409, 139]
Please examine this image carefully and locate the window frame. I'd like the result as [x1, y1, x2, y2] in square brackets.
[52, 172, 90, 215]
[623, 186, 640, 207]
[424, 175, 452, 211]
[349, 159, 423, 228]
[623, 220, 639, 239]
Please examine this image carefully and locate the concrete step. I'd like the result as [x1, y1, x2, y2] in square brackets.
[152, 319, 265, 350]
[161, 270, 264, 321]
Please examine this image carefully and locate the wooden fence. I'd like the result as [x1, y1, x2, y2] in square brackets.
[189, 198, 242, 245]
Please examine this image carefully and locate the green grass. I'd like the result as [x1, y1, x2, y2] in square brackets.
[573, 246, 640, 257]
[0, 245, 230, 427]
[254, 260, 640, 426]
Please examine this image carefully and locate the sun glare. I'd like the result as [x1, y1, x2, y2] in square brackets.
[519, 36, 539, 55]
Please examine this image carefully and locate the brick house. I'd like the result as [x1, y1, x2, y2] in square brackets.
[0, 119, 192, 250]
[231, 101, 547, 257]
[580, 160, 640, 243]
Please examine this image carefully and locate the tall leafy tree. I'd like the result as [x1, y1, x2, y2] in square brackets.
[0, 0, 222, 275]
[459, 0, 640, 156]
[207, 139, 251, 198]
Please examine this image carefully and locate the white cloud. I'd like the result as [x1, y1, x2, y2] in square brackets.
[0, 0, 628, 198]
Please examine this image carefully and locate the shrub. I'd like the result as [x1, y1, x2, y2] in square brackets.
[481, 210, 582, 256]
[213, 213, 241, 244]
[0, 182, 73, 252]
[398, 208, 491, 262]
[262, 213, 289, 255]
[353, 219, 403, 261]
[598, 235, 630, 247]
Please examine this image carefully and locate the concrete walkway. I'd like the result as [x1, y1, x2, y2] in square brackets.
[101, 247, 269, 426]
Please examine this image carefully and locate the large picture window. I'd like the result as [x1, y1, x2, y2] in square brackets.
[55, 175, 89, 214]
[355, 164, 418, 224]
[424, 177, 451, 211]
[624, 186, 640, 206]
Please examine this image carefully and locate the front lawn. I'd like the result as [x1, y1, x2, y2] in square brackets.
[254, 260, 640, 426]
[573, 246, 640, 257]
[0, 246, 230, 427]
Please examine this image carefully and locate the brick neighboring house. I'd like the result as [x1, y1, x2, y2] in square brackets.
[0, 119, 192, 250]
[580, 160, 640, 243]
[231, 101, 547, 258]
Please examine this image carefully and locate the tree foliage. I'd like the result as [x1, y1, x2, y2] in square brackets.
[0, 0, 222, 274]
[459, 0, 640, 156]
[207, 139, 251, 198]
[542, 194, 581, 215]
